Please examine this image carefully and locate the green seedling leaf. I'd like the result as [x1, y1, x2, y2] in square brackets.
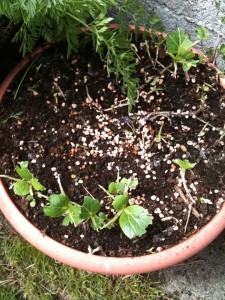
[121, 177, 138, 189]
[80, 196, 101, 220]
[0, 111, 23, 125]
[119, 205, 153, 239]
[108, 182, 118, 194]
[15, 164, 32, 180]
[198, 122, 209, 137]
[91, 212, 108, 230]
[166, 28, 198, 72]
[167, 28, 194, 55]
[97, 212, 108, 225]
[20, 161, 28, 168]
[116, 182, 126, 194]
[26, 194, 36, 207]
[13, 181, 30, 196]
[113, 195, 129, 211]
[174, 159, 196, 171]
[43, 194, 70, 217]
[182, 60, 198, 71]
[128, 178, 138, 189]
[196, 27, 209, 40]
[62, 203, 81, 226]
[31, 178, 46, 191]
[29, 199, 36, 207]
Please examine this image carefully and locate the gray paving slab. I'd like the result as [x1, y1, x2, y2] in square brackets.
[161, 232, 225, 300]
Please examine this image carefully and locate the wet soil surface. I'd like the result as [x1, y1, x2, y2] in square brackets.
[0, 40, 224, 257]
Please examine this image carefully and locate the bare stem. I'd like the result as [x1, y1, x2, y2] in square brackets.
[0, 175, 20, 182]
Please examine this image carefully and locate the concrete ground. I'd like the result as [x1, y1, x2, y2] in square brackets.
[161, 232, 225, 300]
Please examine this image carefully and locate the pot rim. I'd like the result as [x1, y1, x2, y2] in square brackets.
[1, 181, 225, 275]
[0, 25, 225, 275]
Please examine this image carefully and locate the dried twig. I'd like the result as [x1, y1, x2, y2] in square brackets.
[137, 107, 204, 128]
[174, 185, 201, 219]
[53, 82, 66, 100]
[174, 185, 201, 234]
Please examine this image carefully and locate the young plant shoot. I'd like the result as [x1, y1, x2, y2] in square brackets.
[0, 162, 152, 239]
[42, 175, 81, 227]
[99, 176, 153, 239]
[0, 161, 45, 207]
[173, 159, 196, 203]
[166, 28, 199, 77]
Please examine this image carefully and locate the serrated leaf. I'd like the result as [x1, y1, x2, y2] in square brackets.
[167, 28, 194, 55]
[62, 203, 81, 226]
[174, 159, 196, 171]
[96, 17, 114, 27]
[14, 181, 30, 196]
[80, 196, 101, 220]
[108, 182, 118, 194]
[31, 178, 46, 191]
[182, 59, 199, 71]
[113, 195, 129, 211]
[91, 212, 108, 230]
[119, 205, 153, 239]
[15, 166, 32, 180]
[43, 194, 70, 217]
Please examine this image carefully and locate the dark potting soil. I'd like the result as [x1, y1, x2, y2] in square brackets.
[0, 40, 225, 257]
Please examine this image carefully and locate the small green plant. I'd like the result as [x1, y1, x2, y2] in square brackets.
[166, 28, 199, 77]
[155, 124, 166, 143]
[0, 161, 45, 207]
[99, 175, 153, 239]
[43, 175, 107, 230]
[173, 158, 196, 204]
[174, 159, 196, 172]
[0, 162, 152, 239]
[0, 111, 23, 125]
[42, 175, 81, 226]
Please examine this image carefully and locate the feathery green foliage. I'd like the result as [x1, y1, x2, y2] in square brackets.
[0, 0, 164, 110]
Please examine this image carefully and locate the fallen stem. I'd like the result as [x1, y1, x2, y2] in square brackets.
[0, 175, 20, 182]
[174, 185, 201, 219]
[180, 170, 195, 204]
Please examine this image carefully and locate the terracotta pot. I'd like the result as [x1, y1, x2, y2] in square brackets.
[0, 27, 225, 275]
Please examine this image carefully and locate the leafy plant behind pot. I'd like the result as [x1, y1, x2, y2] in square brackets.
[0, 0, 164, 110]
[166, 28, 199, 77]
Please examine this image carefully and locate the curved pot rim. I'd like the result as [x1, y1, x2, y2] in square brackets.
[0, 25, 225, 275]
